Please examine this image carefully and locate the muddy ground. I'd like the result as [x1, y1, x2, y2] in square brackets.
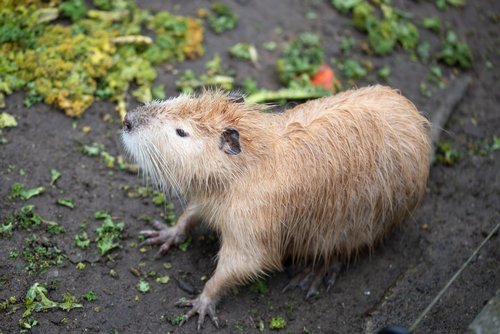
[1, 0, 499, 333]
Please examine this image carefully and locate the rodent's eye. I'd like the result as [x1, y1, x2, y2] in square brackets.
[176, 128, 189, 137]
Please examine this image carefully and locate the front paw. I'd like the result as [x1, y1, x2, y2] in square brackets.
[175, 296, 219, 332]
[140, 220, 186, 256]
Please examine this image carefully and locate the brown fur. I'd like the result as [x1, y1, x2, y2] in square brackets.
[122, 85, 432, 301]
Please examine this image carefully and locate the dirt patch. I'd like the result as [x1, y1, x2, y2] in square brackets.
[1, 1, 499, 333]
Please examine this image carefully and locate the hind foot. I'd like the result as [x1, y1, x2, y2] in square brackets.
[282, 261, 342, 299]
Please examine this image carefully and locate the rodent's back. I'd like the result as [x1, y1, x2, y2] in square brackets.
[267, 86, 431, 263]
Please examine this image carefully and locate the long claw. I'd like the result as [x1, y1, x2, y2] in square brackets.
[284, 262, 342, 298]
[156, 242, 172, 257]
[209, 312, 219, 328]
[151, 220, 166, 230]
[325, 262, 342, 291]
[139, 230, 159, 237]
[187, 307, 199, 319]
[196, 311, 206, 332]
[306, 286, 318, 299]
[299, 272, 314, 291]
[305, 268, 325, 299]
[140, 236, 163, 246]
[325, 272, 338, 292]
[179, 314, 190, 327]
[175, 299, 193, 307]
[282, 267, 311, 293]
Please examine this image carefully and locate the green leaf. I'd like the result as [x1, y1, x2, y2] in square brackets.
[340, 36, 355, 54]
[242, 78, 258, 95]
[24, 283, 58, 318]
[249, 279, 268, 295]
[59, 292, 82, 311]
[57, 198, 75, 209]
[82, 143, 104, 156]
[417, 41, 431, 64]
[269, 316, 287, 330]
[178, 236, 192, 252]
[422, 17, 441, 33]
[59, 0, 87, 22]
[17, 205, 43, 229]
[82, 291, 97, 301]
[169, 314, 186, 326]
[229, 43, 259, 65]
[94, 211, 111, 220]
[340, 59, 367, 80]
[276, 32, 324, 84]
[155, 275, 170, 284]
[151, 85, 166, 100]
[262, 41, 277, 51]
[10, 183, 45, 200]
[50, 169, 61, 186]
[438, 31, 472, 69]
[377, 66, 391, 80]
[331, 0, 362, 13]
[46, 221, 65, 235]
[136, 279, 150, 293]
[436, 141, 461, 165]
[0, 222, 14, 237]
[396, 21, 419, 50]
[492, 136, 500, 151]
[0, 112, 17, 128]
[367, 19, 398, 55]
[75, 231, 90, 249]
[352, 2, 375, 30]
[151, 192, 166, 206]
[208, 3, 239, 34]
[95, 213, 125, 256]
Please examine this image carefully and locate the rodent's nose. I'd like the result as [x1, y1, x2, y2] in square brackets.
[123, 116, 133, 132]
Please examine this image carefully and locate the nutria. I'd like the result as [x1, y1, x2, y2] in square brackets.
[121, 86, 432, 330]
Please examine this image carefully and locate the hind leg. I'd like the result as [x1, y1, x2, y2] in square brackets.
[283, 260, 342, 299]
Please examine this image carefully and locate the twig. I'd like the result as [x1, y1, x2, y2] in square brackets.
[408, 221, 500, 332]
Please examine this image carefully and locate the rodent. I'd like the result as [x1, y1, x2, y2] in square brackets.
[121, 85, 432, 330]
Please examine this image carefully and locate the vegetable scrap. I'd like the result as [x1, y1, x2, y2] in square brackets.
[94, 211, 125, 256]
[207, 2, 239, 34]
[0, 112, 17, 128]
[0, 0, 204, 118]
[330, 0, 472, 70]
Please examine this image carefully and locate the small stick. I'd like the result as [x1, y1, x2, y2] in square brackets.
[408, 221, 500, 332]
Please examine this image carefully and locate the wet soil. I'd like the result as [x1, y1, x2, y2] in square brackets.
[1, 1, 499, 333]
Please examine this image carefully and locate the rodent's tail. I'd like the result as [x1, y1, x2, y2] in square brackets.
[428, 76, 471, 162]
[429, 76, 471, 147]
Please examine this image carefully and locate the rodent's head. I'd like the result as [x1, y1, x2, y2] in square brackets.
[121, 91, 266, 196]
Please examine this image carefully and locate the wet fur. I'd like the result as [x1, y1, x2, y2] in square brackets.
[122, 85, 431, 288]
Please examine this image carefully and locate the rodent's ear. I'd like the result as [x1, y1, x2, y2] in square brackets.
[220, 128, 241, 155]
[227, 92, 245, 103]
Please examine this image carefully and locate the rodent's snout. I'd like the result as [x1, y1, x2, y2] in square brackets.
[123, 109, 149, 133]
[122, 112, 139, 133]
[123, 115, 132, 132]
